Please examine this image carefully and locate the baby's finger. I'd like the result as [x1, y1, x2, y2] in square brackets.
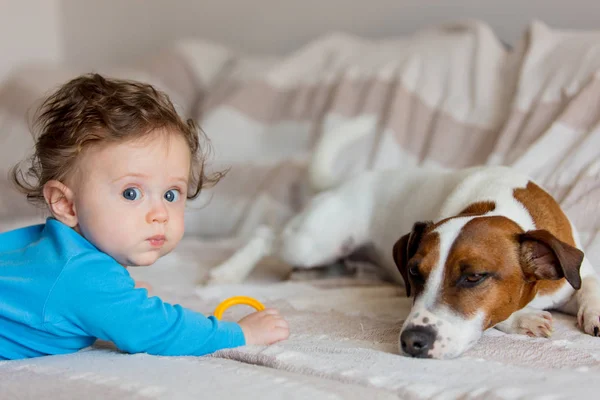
[274, 326, 290, 338]
[273, 319, 289, 329]
[262, 308, 280, 316]
[272, 318, 289, 327]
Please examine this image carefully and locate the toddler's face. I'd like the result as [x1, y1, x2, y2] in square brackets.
[71, 130, 190, 266]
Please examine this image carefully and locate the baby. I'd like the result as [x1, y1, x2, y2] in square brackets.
[0, 73, 289, 360]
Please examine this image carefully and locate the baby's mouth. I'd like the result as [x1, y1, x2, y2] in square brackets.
[147, 235, 166, 248]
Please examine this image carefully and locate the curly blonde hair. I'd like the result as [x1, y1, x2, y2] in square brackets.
[11, 73, 223, 207]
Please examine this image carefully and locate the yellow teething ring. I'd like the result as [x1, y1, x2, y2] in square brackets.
[213, 296, 266, 320]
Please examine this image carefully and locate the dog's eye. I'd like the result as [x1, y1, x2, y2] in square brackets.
[408, 263, 420, 277]
[466, 274, 485, 282]
[458, 273, 489, 288]
[407, 262, 425, 286]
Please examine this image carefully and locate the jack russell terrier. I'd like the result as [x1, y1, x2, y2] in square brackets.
[286, 165, 600, 359]
[207, 164, 600, 359]
[204, 120, 600, 359]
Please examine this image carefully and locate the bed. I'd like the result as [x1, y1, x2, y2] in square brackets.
[1, 19, 599, 399]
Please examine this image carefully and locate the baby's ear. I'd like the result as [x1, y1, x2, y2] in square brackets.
[43, 180, 78, 228]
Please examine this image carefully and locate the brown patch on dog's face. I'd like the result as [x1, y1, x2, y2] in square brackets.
[405, 233, 440, 299]
[439, 216, 536, 329]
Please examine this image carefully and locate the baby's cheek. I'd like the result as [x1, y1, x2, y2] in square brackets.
[162, 226, 183, 258]
[170, 211, 186, 242]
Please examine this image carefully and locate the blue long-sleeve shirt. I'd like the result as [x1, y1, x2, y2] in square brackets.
[0, 218, 245, 360]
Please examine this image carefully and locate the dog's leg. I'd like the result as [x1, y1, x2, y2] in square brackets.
[278, 187, 374, 269]
[494, 307, 554, 337]
[202, 225, 275, 285]
[573, 259, 600, 337]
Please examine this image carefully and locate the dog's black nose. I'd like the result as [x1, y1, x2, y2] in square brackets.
[400, 326, 436, 358]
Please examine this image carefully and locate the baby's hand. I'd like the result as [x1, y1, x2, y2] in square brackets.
[238, 308, 290, 345]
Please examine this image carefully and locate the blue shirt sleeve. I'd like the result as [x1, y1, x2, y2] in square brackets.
[42, 250, 246, 356]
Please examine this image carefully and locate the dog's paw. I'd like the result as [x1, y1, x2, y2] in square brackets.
[514, 310, 554, 337]
[577, 301, 600, 337]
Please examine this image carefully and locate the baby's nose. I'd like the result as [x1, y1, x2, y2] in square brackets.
[147, 203, 169, 224]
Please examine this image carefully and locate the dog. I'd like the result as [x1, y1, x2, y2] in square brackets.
[287, 164, 600, 357]
[206, 162, 600, 358]
[388, 166, 600, 359]
[203, 121, 600, 360]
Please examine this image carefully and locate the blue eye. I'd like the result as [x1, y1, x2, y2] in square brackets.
[164, 189, 180, 203]
[122, 187, 142, 201]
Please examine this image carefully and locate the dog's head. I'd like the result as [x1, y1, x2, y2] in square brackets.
[393, 215, 584, 359]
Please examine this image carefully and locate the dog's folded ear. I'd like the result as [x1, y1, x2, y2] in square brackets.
[393, 234, 411, 296]
[519, 229, 584, 290]
[393, 221, 432, 297]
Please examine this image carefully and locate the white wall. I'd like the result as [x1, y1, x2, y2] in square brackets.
[2, 0, 600, 80]
[57, 0, 600, 69]
[0, 0, 63, 82]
